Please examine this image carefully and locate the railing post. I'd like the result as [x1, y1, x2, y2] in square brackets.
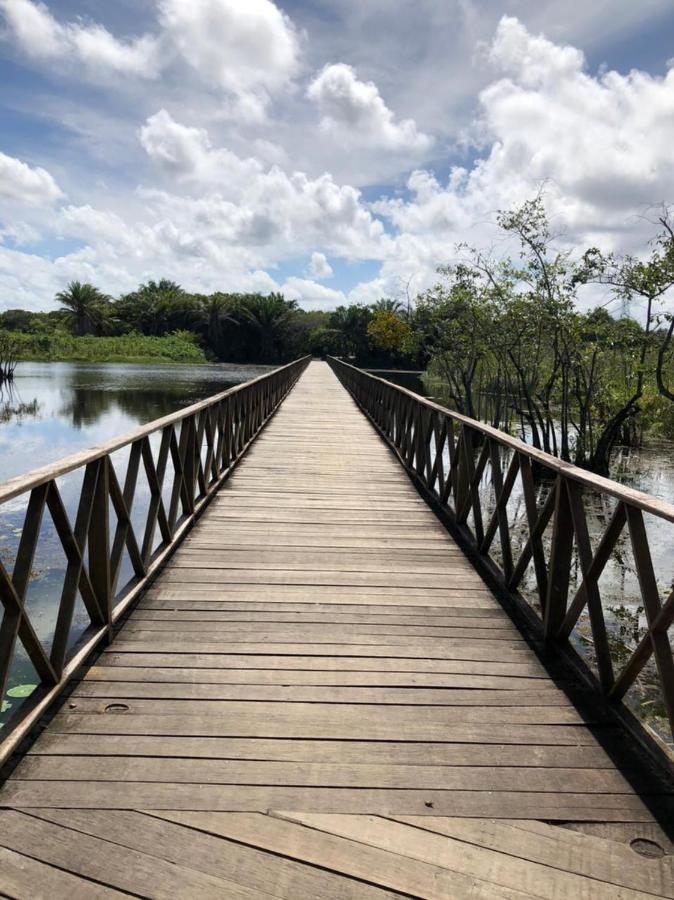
[543, 476, 574, 638]
[455, 426, 471, 522]
[88, 457, 112, 640]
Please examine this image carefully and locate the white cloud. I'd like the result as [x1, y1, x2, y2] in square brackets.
[371, 14, 674, 299]
[138, 109, 263, 187]
[0, 0, 160, 77]
[158, 0, 300, 121]
[308, 63, 432, 152]
[138, 112, 388, 258]
[307, 251, 333, 280]
[282, 276, 346, 309]
[0, 150, 63, 205]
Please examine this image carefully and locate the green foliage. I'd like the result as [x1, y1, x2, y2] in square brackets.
[56, 281, 112, 336]
[367, 310, 412, 356]
[7, 330, 207, 363]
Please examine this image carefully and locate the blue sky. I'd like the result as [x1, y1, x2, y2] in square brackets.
[1, 0, 674, 311]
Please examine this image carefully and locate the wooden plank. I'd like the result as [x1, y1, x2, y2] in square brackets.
[45, 713, 606, 743]
[72, 681, 568, 706]
[116, 626, 525, 644]
[1, 782, 662, 819]
[0, 809, 267, 899]
[82, 656, 546, 692]
[12, 757, 638, 793]
[26, 734, 617, 768]
[107, 641, 534, 661]
[273, 813, 661, 900]
[0, 843, 127, 899]
[394, 816, 674, 898]
[157, 569, 486, 588]
[48, 697, 591, 724]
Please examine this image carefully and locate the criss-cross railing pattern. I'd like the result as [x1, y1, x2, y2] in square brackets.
[329, 357, 674, 743]
[0, 356, 309, 760]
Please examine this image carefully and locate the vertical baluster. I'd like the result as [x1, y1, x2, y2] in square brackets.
[88, 457, 111, 640]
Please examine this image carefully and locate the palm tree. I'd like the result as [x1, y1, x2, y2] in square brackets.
[202, 293, 237, 352]
[56, 282, 111, 336]
[239, 293, 297, 362]
[372, 297, 404, 314]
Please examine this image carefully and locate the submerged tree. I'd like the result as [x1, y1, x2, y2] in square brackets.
[0, 332, 18, 383]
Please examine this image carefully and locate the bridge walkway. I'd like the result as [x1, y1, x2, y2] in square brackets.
[0, 361, 673, 898]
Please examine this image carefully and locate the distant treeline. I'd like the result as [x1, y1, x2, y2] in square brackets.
[1, 194, 673, 473]
[0, 285, 414, 369]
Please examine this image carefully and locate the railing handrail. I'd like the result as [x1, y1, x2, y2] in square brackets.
[0, 357, 310, 504]
[329, 357, 674, 524]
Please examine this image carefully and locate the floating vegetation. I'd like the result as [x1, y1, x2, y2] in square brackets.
[7, 683, 37, 699]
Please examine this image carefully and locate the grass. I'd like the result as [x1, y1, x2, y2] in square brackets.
[5, 330, 208, 364]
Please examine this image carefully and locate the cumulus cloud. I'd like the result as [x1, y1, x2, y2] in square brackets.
[307, 251, 333, 280]
[374, 14, 674, 279]
[138, 111, 388, 257]
[0, 0, 160, 77]
[158, 0, 300, 120]
[139, 109, 262, 187]
[1, 0, 298, 114]
[282, 276, 346, 309]
[0, 150, 63, 205]
[307, 63, 433, 152]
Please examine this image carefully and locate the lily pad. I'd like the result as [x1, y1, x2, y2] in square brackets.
[7, 683, 37, 698]
[1, 700, 11, 713]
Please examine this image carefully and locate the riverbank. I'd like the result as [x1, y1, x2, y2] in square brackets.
[4, 331, 208, 364]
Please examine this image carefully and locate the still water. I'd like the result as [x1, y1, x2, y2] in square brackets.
[0, 361, 272, 481]
[0, 361, 271, 726]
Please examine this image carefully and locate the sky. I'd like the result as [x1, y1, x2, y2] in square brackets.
[0, 0, 673, 313]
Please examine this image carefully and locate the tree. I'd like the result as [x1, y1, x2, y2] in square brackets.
[115, 280, 197, 336]
[56, 281, 111, 336]
[238, 293, 298, 363]
[328, 305, 372, 359]
[200, 293, 238, 356]
[580, 209, 674, 472]
[367, 310, 411, 356]
[371, 297, 405, 315]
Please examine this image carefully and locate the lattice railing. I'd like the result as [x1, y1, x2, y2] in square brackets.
[0, 356, 309, 761]
[329, 356, 674, 746]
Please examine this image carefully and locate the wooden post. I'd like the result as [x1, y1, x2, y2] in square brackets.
[88, 457, 111, 641]
[543, 476, 574, 638]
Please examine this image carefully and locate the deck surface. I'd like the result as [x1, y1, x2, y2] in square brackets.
[1, 361, 673, 898]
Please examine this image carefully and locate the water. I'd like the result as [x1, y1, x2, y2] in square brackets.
[0, 361, 272, 727]
[0, 361, 272, 481]
[372, 369, 674, 742]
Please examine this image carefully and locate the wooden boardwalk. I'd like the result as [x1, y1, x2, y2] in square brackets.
[1, 361, 673, 898]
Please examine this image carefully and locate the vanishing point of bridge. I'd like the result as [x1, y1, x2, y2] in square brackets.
[0, 359, 673, 897]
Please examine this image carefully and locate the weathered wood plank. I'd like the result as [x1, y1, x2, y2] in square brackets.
[1, 783, 662, 820]
[26, 734, 617, 768]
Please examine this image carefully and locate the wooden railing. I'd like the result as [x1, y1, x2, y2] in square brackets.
[329, 357, 674, 748]
[0, 356, 309, 761]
